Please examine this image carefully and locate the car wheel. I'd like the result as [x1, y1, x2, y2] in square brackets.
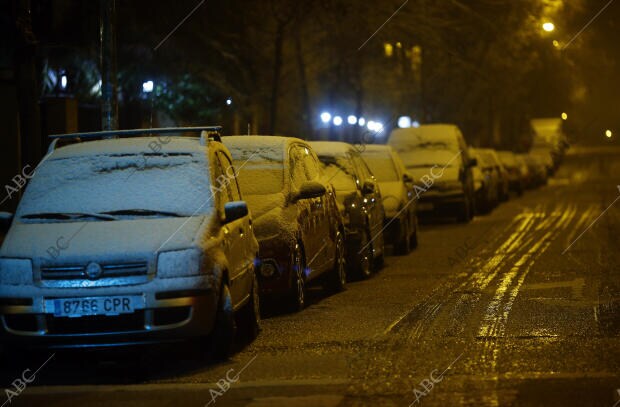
[288, 244, 306, 312]
[326, 232, 346, 292]
[355, 229, 373, 279]
[394, 217, 411, 255]
[410, 214, 419, 249]
[208, 282, 236, 360]
[237, 271, 261, 341]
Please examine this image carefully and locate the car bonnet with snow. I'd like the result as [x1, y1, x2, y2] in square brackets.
[0, 138, 217, 266]
[360, 146, 405, 217]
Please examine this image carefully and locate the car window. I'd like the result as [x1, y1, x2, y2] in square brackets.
[300, 145, 320, 181]
[217, 151, 241, 201]
[212, 153, 233, 204]
[289, 145, 308, 188]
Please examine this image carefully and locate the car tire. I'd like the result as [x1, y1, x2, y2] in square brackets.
[326, 231, 347, 292]
[394, 217, 411, 255]
[355, 229, 373, 279]
[208, 282, 236, 361]
[410, 215, 419, 249]
[288, 244, 306, 312]
[237, 271, 261, 341]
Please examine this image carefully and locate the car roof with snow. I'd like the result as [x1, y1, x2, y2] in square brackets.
[360, 144, 393, 154]
[223, 135, 308, 162]
[48, 136, 213, 160]
[308, 141, 355, 157]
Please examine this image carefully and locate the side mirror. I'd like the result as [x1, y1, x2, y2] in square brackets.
[402, 173, 414, 184]
[468, 158, 478, 167]
[224, 201, 248, 223]
[362, 179, 377, 195]
[294, 181, 326, 201]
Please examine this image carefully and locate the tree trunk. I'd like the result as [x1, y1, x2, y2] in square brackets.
[294, 30, 311, 138]
[269, 22, 285, 135]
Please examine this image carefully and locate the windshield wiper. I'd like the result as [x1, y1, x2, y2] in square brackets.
[102, 209, 184, 218]
[21, 212, 117, 221]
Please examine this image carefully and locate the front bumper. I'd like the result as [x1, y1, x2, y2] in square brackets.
[0, 275, 217, 349]
[416, 190, 466, 216]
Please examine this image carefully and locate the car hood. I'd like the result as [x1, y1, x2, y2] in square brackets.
[378, 181, 405, 215]
[0, 217, 208, 262]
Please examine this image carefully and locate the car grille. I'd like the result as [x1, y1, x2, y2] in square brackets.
[41, 262, 148, 280]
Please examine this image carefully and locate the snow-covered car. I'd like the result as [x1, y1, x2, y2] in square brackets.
[360, 145, 418, 255]
[388, 124, 477, 222]
[497, 151, 525, 195]
[310, 141, 385, 278]
[223, 136, 346, 312]
[469, 147, 501, 213]
[0, 128, 260, 357]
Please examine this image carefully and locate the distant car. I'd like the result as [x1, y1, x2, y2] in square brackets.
[477, 148, 509, 202]
[310, 141, 386, 279]
[0, 128, 260, 358]
[497, 151, 525, 195]
[469, 148, 500, 213]
[515, 155, 532, 190]
[388, 124, 477, 222]
[522, 154, 548, 187]
[360, 145, 418, 254]
[530, 148, 555, 176]
[224, 136, 346, 312]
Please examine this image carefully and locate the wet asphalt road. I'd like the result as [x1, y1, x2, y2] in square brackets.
[2, 145, 620, 407]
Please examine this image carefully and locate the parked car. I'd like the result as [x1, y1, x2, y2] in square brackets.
[477, 148, 510, 202]
[360, 145, 418, 254]
[530, 148, 556, 176]
[515, 155, 532, 189]
[0, 128, 260, 358]
[309, 141, 386, 278]
[497, 151, 525, 195]
[223, 136, 346, 312]
[388, 124, 477, 222]
[522, 154, 548, 187]
[469, 148, 500, 213]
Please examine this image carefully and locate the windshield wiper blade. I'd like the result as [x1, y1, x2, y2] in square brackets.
[21, 212, 117, 221]
[102, 209, 183, 217]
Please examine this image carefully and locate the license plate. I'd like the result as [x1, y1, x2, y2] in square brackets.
[45, 295, 145, 318]
[418, 202, 434, 211]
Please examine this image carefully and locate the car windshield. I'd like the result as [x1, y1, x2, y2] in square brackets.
[233, 161, 285, 195]
[363, 154, 399, 182]
[17, 152, 213, 222]
[400, 149, 459, 169]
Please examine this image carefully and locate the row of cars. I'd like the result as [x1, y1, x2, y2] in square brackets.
[0, 123, 563, 358]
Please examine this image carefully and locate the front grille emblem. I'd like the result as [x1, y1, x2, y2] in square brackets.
[85, 262, 104, 280]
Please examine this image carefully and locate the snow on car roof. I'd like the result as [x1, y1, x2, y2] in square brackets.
[360, 144, 392, 154]
[308, 141, 353, 157]
[223, 135, 306, 162]
[49, 137, 207, 160]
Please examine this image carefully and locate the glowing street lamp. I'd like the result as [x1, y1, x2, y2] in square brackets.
[320, 112, 332, 123]
[142, 80, 154, 93]
[333, 116, 343, 126]
[605, 129, 613, 138]
[542, 22, 555, 32]
[561, 112, 568, 120]
[347, 115, 358, 125]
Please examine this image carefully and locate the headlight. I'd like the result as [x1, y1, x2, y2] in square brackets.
[157, 249, 201, 278]
[0, 259, 33, 285]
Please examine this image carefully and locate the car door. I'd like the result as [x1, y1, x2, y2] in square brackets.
[289, 144, 322, 279]
[352, 152, 383, 244]
[301, 145, 334, 274]
[214, 151, 249, 307]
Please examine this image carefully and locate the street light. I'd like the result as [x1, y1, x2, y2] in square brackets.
[561, 112, 568, 120]
[333, 116, 343, 126]
[358, 117, 366, 127]
[142, 80, 154, 93]
[347, 115, 357, 125]
[606, 129, 613, 138]
[320, 112, 332, 123]
[542, 22, 555, 32]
